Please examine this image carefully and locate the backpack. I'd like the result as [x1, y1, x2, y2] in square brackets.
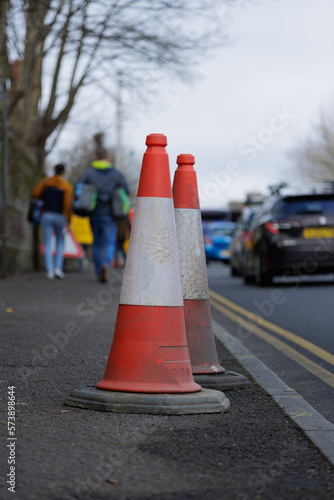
[73, 183, 98, 217]
[111, 187, 130, 219]
[27, 198, 44, 226]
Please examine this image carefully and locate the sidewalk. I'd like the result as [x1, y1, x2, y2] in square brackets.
[1, 269, 333, 500]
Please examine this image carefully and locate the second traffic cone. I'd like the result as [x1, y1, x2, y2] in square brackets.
[173, 154, 250, 390]
[64, 135, 230, 414]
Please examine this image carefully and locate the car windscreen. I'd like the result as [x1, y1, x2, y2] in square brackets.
[247, 210, 260, 225]
[277, 195, 334, 217]
[210, 227, 235, 237]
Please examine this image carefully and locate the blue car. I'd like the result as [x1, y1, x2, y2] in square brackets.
[203, 221, 236, 264]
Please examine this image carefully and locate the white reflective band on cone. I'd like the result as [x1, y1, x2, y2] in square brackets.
[120, 197, 184, 306]
[174, 208, 210, 301]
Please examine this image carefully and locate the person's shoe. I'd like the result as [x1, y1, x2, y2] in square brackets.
[55, 269, 65, 279]
[47, 271, 54, 280]
[117, 257, 125, 268]
[98, 264, 108, 283]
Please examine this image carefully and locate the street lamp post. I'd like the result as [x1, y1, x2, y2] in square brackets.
[115, 72, 123, 171]
[1, 77, 10, 279]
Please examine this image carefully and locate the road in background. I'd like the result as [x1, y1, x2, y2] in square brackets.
[207, 263, 334, 424]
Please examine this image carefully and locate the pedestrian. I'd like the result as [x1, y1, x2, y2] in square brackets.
[31, 163, 73, 280]
[111, 217, 130, 268]
[76, 133, 130, 283]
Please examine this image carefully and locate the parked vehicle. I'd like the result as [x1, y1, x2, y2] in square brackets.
[242, 187, 334, 285]
[201, 209, 232, 223]
[203, 221, 236, 264]
[230, 206, 261, 276]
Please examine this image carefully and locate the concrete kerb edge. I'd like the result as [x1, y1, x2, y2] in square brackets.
[212, 319, 334, 467]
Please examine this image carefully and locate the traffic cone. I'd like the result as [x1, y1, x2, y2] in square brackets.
[172, 154, 250, 390]
[64, 135, 230, 414]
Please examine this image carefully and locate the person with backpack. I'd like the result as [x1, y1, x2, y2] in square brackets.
[76, 134, 130, 283]
[31, 164, 73, 280]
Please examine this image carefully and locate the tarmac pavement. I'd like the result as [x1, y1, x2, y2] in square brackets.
[1, 268, 333, 500]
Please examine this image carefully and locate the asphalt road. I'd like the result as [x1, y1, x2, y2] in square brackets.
[207, 262, 334, 425]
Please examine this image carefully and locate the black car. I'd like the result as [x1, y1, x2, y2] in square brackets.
[230, 206, 261, 276]
[242, 188, 334, 285]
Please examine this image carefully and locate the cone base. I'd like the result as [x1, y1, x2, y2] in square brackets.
[193, 371, 252, 390]
[64, 385, 230, 415]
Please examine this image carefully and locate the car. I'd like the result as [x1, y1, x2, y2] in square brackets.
[230, 206, 261, 276]
[203, 221, 236, 264]
[201, 209, 232, 223]
[242, 186, 334, 285]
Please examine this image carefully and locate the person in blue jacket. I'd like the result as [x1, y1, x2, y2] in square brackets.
[76, 134, 130, 283]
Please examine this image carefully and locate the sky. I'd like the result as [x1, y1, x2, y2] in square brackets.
[121, 0, 334, 209]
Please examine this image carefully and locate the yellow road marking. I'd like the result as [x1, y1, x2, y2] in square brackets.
[290, 412, 314, 419]
[209, 289, 334, 367]
[210, 298, 334, 389]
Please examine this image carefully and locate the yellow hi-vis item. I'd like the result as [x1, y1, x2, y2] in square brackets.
[70, 214, 93, 245]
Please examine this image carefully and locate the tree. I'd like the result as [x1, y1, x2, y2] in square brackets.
[0, 0, 239, 273]
[289, 108, 334, 183]
[1, 0, 232, 173]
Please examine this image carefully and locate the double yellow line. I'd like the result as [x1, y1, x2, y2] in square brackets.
[209, 289, 334, 388]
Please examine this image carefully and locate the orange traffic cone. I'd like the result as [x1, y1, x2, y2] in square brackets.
[64, 135, 230, 414]
[173, 154, 250, 390]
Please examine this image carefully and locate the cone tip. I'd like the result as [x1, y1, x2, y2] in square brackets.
[173, 153, 200, 209]
[146, 134, 168, 147]
[177, 154, 195, 165]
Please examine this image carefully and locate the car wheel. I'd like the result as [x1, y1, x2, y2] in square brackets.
[254, 253, 272, 286]
[243, 272, 254, 284]
[231, 265, 239, 277]
[242, 255, 254, 284]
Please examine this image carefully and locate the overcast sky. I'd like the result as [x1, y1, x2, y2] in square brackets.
[122, 0, 334, 208]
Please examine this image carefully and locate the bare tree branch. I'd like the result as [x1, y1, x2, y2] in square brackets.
[3, 0, 232, 170]
[289, 109, 334, 183]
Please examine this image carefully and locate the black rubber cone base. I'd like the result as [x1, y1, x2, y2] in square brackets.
[193, 370, 252, 390]
[64, 386, 230, 415]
